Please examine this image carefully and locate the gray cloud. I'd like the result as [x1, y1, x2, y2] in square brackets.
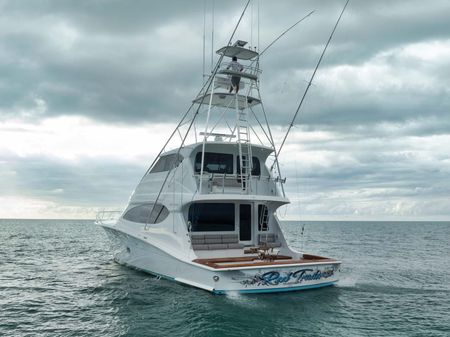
[1, 0, 449, 128]
[1, 154, 145, 207]
[280, 140, 450, 218]
[1, 0, 450, 219]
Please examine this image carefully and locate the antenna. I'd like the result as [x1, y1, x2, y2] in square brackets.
[250, 0, 253, 47]
[210, 0, 215, 73]
[257, 0, 260, 53]
[202, 0, 206, 83]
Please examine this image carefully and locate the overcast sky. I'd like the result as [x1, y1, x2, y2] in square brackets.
[1, 0, 449, 220]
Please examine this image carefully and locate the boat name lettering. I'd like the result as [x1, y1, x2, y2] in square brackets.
[241, 268, 334, 287]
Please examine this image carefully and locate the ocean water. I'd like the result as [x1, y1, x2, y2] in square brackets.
[0, 219, 449, 337]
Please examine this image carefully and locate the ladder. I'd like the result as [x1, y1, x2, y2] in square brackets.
[259, 204, 269, 231]
[236, 94, 253, 192]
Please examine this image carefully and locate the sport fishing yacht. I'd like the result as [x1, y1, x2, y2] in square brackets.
[98, 40, 341, 294]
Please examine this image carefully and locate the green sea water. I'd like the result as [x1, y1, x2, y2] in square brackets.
[1, 219, 449, 336]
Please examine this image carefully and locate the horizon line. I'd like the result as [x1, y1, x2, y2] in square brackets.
[1, 218, 450, 222]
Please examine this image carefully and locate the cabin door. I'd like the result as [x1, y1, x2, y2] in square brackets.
[239, 204, 252, 243]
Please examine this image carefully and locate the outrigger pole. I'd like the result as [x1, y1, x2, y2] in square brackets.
[145, 0, 252, 228]
[275, 0, 350, 162]
[247, 10, 315, 72]
[259, 10, 315, 58]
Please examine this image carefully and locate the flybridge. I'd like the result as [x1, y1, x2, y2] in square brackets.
[141, 36, 285, 199]
[194, 39, 276, 194]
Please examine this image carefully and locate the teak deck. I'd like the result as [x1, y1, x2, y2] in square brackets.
[193, 254, 336, 269]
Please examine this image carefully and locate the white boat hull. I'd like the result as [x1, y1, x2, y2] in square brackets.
[103, 226, 341, 294]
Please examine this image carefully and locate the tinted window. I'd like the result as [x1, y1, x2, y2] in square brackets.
[123, 203, 169, 224]
[239, 204, 252, 241]
[150, 154, 183, 173]
[188, 203, 235, 231]
[195, 152, 233, 174]
[237, 156, 261, 176]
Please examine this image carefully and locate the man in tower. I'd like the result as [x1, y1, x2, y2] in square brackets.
[227, 56, 244, 94]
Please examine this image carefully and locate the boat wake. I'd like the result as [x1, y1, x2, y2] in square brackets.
[336, 275, 359, 288]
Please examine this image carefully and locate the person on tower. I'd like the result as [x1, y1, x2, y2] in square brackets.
[227, 56, 243, 94]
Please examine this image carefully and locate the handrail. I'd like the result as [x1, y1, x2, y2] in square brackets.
[194, 173, 281, 196]
[95, 210, 122, 225]
[194, 173, 274, 181]
[219, 62, 262, 77]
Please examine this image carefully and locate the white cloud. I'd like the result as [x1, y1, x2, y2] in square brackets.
[317, 39, 450, 97]
[0, 195, 97, 219]
[401, 39, 450, 63]
[0, 116, 174, 161]
[50, 21, 80, 51]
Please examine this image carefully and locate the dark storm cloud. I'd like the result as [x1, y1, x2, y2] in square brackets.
[1, 0, 449, 130]
[260, 0, 450, 64]
[258, 0, 450, 132]
[1, 0, 214, 34]
[0, 14, 201, 122]
[0, 0, 239, 122]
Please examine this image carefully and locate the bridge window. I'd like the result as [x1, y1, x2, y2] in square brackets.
[150, 154, 183, 173]
[123, 203, 169, 224]
[195, 152, 233, 174]
[188, 203, 235, 231]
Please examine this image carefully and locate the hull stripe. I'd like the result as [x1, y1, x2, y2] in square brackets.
[213, 281, 337, 294]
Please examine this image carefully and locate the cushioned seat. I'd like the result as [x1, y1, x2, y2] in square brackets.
[190, 233, 244, 250]
[227, 243, 245, 249]
[192, 244, 209, 250]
